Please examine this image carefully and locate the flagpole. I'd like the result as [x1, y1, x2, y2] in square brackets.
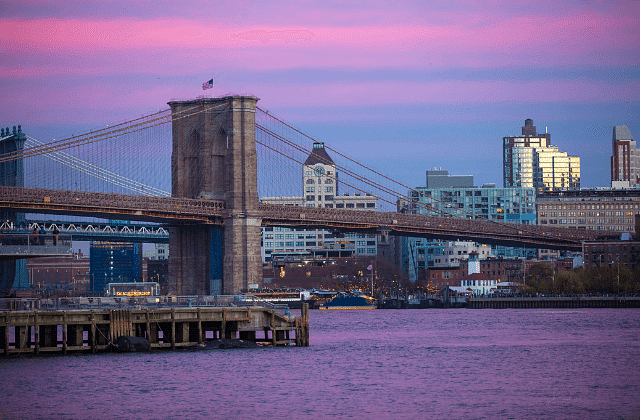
[202, 79, 214, 98]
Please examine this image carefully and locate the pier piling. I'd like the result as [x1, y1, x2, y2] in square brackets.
[0, 305, 308, 357]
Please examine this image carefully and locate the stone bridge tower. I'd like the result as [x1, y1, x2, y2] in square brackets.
[168, 96, 262, 295]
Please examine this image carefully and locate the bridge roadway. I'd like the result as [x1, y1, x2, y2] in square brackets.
[0, 186, 616, 250]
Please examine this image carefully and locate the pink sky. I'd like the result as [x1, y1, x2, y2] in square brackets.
[1, 0, 639, 188]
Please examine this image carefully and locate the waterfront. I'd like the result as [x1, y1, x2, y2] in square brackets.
[1, 309, 639, 419]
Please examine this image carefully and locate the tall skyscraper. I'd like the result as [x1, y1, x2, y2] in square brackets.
[503, 119, 580, 192]
[611, 125, 638, 188]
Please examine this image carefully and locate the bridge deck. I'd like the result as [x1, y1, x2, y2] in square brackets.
[0, 186, 618, 250]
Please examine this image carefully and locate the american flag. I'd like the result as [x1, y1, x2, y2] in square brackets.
[202, 79, 214, 90]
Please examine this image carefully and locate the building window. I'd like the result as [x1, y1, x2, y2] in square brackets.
[306, 179, 314, 184]
[306, 195, 315, 201]
[325, 195, 333, 201]
[366, 203, 375, 208]
[325, 186, 333, 192]
[306, 187, 315, 193]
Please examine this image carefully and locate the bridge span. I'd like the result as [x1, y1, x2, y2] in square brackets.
[0, 186, 614, 251]
[0, 96, 621, 296]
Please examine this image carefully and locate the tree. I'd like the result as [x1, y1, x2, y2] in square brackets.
[528, 262, 555, 294]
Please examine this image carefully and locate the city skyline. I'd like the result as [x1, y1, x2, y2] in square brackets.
[1, 0, 639, 190]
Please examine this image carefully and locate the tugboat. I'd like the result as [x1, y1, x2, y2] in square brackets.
[319, 292, 377, 310]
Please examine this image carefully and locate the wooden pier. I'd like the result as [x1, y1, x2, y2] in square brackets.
[0, 304, 309, 356]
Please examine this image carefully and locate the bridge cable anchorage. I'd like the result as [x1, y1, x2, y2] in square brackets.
[255, 107, 596, 243]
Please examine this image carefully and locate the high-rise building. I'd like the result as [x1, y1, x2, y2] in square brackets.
[401, 172, 537, 282]
[90, 242, 142, 294]
[503, 119, 580, 192]
[611, 125, 638, 188]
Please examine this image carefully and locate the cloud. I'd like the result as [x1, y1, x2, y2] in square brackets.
[1, 9, 637, 76]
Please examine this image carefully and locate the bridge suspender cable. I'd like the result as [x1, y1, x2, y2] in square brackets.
[25, 136, 170, 197]
[257, 122, 472, 220]
[0, 103, 229, 164]
[255, 107, 539, 237]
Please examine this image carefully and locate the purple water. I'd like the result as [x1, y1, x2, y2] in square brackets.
[1, 309, 639, 419]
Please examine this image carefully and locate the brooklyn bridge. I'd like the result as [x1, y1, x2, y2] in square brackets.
[0, 96, 614, 295]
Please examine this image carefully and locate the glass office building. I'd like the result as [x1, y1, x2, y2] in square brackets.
[503, 119, 580, 192]
[90, 242, 142, 294]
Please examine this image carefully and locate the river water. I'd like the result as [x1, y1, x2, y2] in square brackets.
[1, 308, 639, 419]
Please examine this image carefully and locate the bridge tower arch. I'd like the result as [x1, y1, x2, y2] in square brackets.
[168, 96, 262, 295]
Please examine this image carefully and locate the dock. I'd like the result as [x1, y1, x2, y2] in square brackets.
[467, 296, 640, 309]
[1, 304, 309, 356]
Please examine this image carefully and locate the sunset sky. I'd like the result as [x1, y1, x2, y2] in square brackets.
[1, 0, 639, 189]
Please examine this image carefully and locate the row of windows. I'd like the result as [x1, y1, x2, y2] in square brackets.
[539, 203, 639, 210]
[264, 234, 322, 240]
[305, 178, 333, 184]
[305, 187, 334, 193]
[584, 244, 638, 253]
[540, 211, 634, 217]
[541, 219, 632, 227]
[263, 243, 376, 254]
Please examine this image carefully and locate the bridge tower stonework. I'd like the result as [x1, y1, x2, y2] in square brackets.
[168, 96, 262, 295]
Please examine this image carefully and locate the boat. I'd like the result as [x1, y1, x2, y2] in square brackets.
[246, 288, 311, 309]
[319, 293, 377, 310]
